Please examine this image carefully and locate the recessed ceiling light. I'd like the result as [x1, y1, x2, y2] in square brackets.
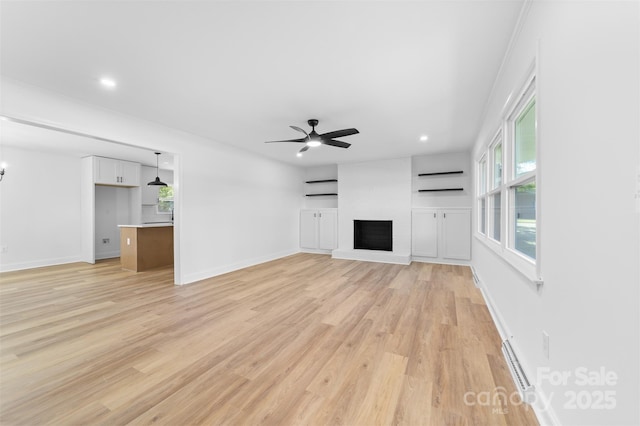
[296, 152, 303, 158]
[100, 77, 117, 89]
[419, 135, 429, 142]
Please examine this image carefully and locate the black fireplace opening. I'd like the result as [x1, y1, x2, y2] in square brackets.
[354, 220, 392, 252]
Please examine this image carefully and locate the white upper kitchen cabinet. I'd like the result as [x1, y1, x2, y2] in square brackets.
[93, 156, 140, 187]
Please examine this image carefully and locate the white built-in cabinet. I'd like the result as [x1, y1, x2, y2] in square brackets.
[93, 156, 140, 187]
[412, 209, 439, 257]
[412, 208, 471, 261]
[300, 209, 338, 252]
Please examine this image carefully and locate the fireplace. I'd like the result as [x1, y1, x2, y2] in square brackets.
[354, 220, 392, 251]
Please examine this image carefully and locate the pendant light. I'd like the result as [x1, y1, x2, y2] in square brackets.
[147, 152, 167, 186]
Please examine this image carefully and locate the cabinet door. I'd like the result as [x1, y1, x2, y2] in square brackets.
[412, 209, 438, 257]
[94, 157, 118, 185]
[442, 209, 471, 260]
[318, 209, 337, 250]
[94, 157, 140, 187]
[119, 161, 140, 187]
[300, 210, 318, 249]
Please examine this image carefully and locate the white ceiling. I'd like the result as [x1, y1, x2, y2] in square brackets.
[0, 119, 174, 170]
[0, 1, 523, 167]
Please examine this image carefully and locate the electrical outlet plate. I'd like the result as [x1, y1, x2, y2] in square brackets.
[542, 331, 550, 359]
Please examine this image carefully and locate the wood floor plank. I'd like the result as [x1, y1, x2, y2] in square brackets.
[0, 254, 538, 425]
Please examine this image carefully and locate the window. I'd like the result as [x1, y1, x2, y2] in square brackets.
[491, 192, 501, 242]
[157, 186, 174, 214]
[479, 156, 487, 196]
[477, 132, 502, 243]
[478, 156, 487, 235]
[493, 142, 502, 188]
[476, 73, 538, 280]
[480, 198, 487, 235]
[512, 180, 535, 259]
[508, 89, 536, 260]
[514, 99, 536, 177]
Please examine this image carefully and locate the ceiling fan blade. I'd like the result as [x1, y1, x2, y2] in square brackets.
[264, 138, 307, 143]
[318, 128, 359, 139]
[323, 139, 351, 149]
[290, 125, 309, 137]
[299, 146, 310, 153]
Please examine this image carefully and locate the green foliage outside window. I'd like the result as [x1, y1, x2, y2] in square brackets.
[158, 186, 174, 213]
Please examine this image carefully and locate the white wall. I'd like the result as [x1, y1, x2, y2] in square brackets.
[179, 144, 302, 283]
[471, 2, 639, 425]
[334, 157, 412, 264]
[1, 78, 304, 284]
[303, 164, 338, 209]
[0, 146, 83, 271]
[412, 151, 472, 208]
[94, 185, 131, 259]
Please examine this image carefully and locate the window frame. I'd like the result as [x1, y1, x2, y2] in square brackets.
[487, 131, 503, 244]
[477, 154, 488, 235]
[475, 70, 541, 284]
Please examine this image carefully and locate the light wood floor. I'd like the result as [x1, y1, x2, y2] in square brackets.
[0, 254, 538, 425]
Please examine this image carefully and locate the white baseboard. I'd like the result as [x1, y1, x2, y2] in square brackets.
[412, 256, 471, 267]
[300, 248, 333, 255]
[180, 249, 299, 285]
[95, 251, 120, 260]
[530, 389, 562, 426]
[472, 266, 560, 426]
[0, 255, 84, 273]
[332, 249, 411, 265]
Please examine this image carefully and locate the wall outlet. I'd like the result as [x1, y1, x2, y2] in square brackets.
[102, 238, 110, 244]
[542, 331, 550, 359]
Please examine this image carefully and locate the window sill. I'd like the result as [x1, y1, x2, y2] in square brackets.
[474, 233, 542, 288]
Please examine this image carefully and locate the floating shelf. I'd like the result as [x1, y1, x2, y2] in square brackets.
[306, 193, 338, 197]
[418, 188, 464, 192]
[418, 171, 463, 177]
[305, 179, 338, 184]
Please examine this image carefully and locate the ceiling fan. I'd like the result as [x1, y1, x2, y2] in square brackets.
[265, 119, 359, 155]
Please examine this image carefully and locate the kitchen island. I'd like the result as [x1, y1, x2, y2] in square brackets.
[118, 224, 173, 272]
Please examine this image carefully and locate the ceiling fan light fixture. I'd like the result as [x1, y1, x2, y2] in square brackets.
[147, 152, 168, 186]
[99, 77, 117, 89]
[264, 119, 358, 155]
